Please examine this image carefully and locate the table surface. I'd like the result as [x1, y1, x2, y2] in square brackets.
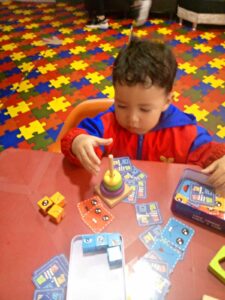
[0, 149, 224, 300]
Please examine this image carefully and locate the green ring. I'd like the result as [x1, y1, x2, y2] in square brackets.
[103, 178, 123, 191]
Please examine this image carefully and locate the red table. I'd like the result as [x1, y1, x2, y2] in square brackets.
[0, 149, 224, 300]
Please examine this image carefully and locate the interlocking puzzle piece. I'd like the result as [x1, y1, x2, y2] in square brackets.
[47, 96, 71, 112]
[50, 191, 65, 207]
[4, 101, 32, 118]
[17, 120, 46, 140]
[49, 76, 71, 89]
[184, 104, 209, 122]
[217, 125, 225, 139]
[203, 75, 225, 89]
[47, 204, 64, 224]
[208, 245, 225, 284]
[37, 196, 53, 215]
[11, 79, 34, 93]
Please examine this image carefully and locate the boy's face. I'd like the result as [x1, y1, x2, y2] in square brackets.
[114, 84, 171, 135]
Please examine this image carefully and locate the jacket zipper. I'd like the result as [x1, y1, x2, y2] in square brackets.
[137, 135, 144, 160]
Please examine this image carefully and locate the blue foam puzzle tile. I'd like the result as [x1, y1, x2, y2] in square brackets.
[0, 129, 24, 148]
[35, 82, 53, 94]
[0, 109, 11, 124]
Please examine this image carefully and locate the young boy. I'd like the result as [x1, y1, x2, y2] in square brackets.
[61, 37, 225, 195]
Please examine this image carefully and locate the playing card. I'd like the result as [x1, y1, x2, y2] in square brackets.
[123, 179, 138, 204]
[128, 257, 171, 300]
[161, 217, 195, 253]
[140, 254, 169, 279]
[113, 156, 133, 174]
[136, 179, 147, 199]
[33, 254, 68, 277]
[139, 225, 161, 250]
[135, 202, 163, 226]
[33, 287, 65, 300]
[32, 256, 68, 289]
[151, 238, 182, 274]
[131, 165, 148, 181]
[81, 205, 114, 233]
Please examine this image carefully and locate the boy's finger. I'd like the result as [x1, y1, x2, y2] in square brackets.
[201, 160, 217, 174]
[79, 149, 100, 174]
[94, 137, 113, 146]
[84, 144, 101, 168]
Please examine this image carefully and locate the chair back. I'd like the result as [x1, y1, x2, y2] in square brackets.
[49, 98, 114, 152]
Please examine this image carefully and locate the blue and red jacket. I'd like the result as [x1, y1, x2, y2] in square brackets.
[61, 104, 225, 167]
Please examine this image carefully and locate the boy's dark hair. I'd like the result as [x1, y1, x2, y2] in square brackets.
[112, 37, 177, 94]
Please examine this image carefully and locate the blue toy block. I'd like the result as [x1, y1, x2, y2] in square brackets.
[108, 233, 122, 248]
[107, 246, 122, 268]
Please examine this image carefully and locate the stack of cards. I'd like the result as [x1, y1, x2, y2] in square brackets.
[139, 217, 195, 274]
[113, 157, 148, 204]
[126, 254, 171, 300]
[77, 196, 114, 233]
[135, 217, 195, 298]
[32, 254, 69, 300]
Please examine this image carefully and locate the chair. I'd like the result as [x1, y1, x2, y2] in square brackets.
[177, 0, 225, 30]
[49, 98, 114, 153]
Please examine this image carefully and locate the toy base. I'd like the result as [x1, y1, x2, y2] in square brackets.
[94, 183, 132, 208]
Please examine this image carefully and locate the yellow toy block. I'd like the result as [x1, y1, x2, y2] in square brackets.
[50, 192, 65, 207]
[37, 196, 53, 215]
[208, 245, 225, 284]
[47, 204, 64, 224]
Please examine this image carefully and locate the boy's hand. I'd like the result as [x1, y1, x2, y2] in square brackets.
[201, 155, 225, 196]
[72, 134, 113, 175]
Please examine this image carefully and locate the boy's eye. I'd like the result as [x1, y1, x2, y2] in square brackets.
[140, 108, 151, 112]
[117, 104, 127, 109]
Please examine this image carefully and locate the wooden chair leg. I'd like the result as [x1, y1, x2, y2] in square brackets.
[192, 22, 197, 31]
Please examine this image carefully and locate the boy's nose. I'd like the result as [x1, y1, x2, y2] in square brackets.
[128, 113, 139, 125]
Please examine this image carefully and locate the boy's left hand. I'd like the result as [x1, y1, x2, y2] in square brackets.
[202, 155, 225, 196]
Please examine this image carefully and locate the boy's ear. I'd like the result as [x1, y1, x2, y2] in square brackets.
[162, 92, 173, 111]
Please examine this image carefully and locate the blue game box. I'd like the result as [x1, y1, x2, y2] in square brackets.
[171, 169, 225, 233]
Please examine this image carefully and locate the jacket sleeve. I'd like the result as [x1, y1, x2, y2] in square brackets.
[187, 125, 225, 167]
[61, 115, 105, 165]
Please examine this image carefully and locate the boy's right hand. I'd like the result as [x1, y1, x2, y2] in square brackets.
[72, 134, 113, 175]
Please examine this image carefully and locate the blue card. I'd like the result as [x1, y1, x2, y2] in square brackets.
[151, 238, 182, 274]
[33, 288, 65, 300]
[123, 179, 138, 204]
[33, 287, 65, 300]
[113, 156, 132, 174]
[33, 254, 68, 276]
[32, 255, 68, 289]
[139, 225, 161, 250]
[135, 202, 163, 226]
[136, 179, 147, 199]
[161, 218, 195, 253]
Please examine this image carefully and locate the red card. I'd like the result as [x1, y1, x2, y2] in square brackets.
[77, 196, 103, 217]
[81, 205, 114, 233]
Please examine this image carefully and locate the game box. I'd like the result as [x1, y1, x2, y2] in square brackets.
[171, 169, 225, 233]
[66, 233, 127, 300]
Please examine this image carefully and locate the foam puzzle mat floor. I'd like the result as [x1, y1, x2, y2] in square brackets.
[0, 1, 224, 152]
